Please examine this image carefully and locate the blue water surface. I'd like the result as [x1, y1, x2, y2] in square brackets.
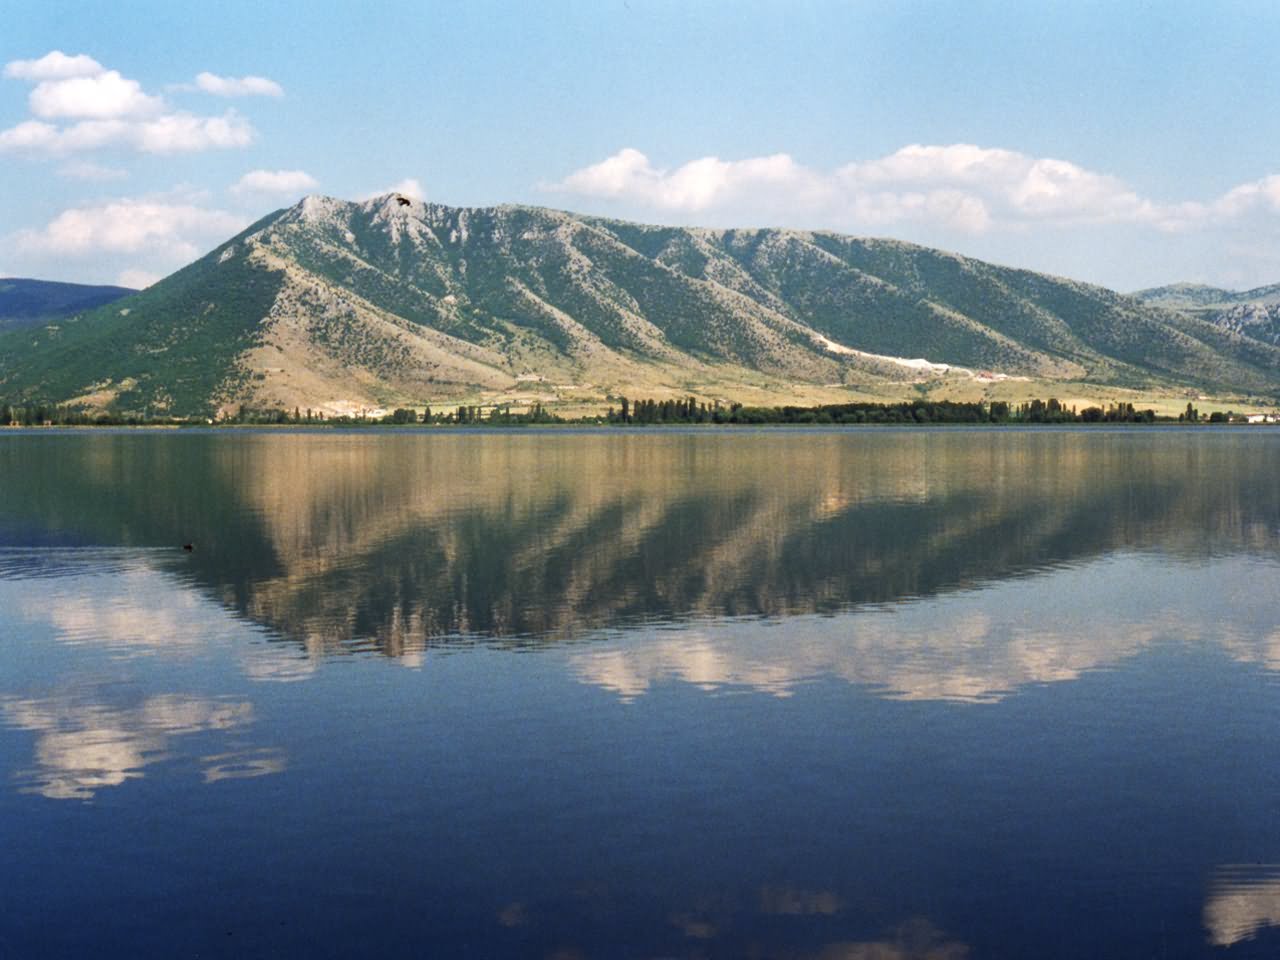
[2, 427, 1279, 959]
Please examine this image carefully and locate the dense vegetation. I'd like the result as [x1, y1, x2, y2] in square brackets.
[603, 396, 1160, 424]
[7, 396, 1250, 427]
[0, 245, 282, 416]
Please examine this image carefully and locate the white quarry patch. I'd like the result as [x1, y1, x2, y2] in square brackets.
[442, 294, 458, 305]
[218, 246, 236, 263]
[118, 308, 130, 316]
[809, 332, 1033, 382]
[973, 370, 1030, 383]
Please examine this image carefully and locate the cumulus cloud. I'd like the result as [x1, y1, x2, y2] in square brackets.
[194, 71, 283, 97]
[1215, 174, 1280, 218]
[0, 111, 253, 155]
[231, 168, 318, 196]
[0, 120, 58, 151]
[0, 51, 257, 155]
[132, 111, 254, 152]
[3, 50, 103, 80]
[16, 198, 247, 261]
[359, 177, 426, 201]
[29, 70, 163, 119]
[558, 147, 830, 214]
[550, 144, 1280, 238]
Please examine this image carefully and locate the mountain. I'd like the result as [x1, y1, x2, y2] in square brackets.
[0, 278, 135, 333]
[1133, 281, 1280, 349]
[3, 195, 1280, 416]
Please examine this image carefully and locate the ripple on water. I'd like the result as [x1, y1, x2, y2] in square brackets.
[0, 546, 176, 582]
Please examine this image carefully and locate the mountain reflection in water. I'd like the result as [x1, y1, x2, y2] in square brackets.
[1, 428, 1276, 660]
[4, 429, 1280, 959]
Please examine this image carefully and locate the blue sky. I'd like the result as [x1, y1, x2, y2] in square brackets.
[3, 0, 1279, 291]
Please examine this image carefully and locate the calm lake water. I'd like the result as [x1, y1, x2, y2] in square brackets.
[2, 427, 1280, 959]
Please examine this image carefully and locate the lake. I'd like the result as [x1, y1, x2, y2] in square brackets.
[2, 426, 1279, 958]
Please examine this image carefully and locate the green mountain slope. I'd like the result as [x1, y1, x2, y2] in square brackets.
[3, 195, 1279, 416]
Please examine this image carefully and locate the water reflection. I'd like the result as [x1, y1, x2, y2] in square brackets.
[812, 920, 970, 960]
[1205, 866, 1280, 947]
[1, 430, 1277, 664]
[200, 747, 287, 783]
[1, 694, 262, 799]
[2, 431, 1279, 956]
[490, 882, 964, 960]
[0, 561, 287, 800]
[571, 554, 1280, 702]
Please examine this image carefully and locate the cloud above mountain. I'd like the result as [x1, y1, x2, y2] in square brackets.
[0, 51, 260, 154]
[550, 144, 1280, 238]
[359, 177, 425, 201]
[15, 194, 246, 260]
[231, 168, 318, 196]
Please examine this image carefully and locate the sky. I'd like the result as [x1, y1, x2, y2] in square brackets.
[3, 0, 1280, 292]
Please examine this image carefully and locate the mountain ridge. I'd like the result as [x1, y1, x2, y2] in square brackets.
[1133, 281, 1280, 349]
[3, 194, 1279, 415]
[0, 278, 136, 333]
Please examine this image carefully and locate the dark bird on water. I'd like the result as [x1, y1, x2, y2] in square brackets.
[182, 542, 194, 552]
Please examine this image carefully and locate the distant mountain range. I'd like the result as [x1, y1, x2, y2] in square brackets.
[2, 195, 1279, 415]
[1132, 282, 1280, 349]
[0, 278, 135, 333]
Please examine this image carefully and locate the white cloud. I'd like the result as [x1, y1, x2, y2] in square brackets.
[4, 50, 103, 80]
[557, 147, 830, 213]
[551, 144, 1280, 236]
[132, 111, 254, 152]
[16, 198, 247, 260]
[0, 111, 254, 155]
[231, 168, 319, 196]
[360, 177, 426, 201]
[194, 71, 284, 97]
[58, 159, 128, 181]
[117, 267, 162, 289]
[0, 52, 256, 156]
[0, 120, 58, 150]
[29, 70, 164, 119]
[1215, 174, 1280, 218]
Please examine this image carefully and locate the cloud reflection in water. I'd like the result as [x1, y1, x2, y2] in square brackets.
[1, 694, 259, 800]
[1204, 865, 1280, 947]
[570, 553, 1280, 703]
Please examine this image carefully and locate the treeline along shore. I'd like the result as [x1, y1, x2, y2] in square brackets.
[0, 397, 1255, 427]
